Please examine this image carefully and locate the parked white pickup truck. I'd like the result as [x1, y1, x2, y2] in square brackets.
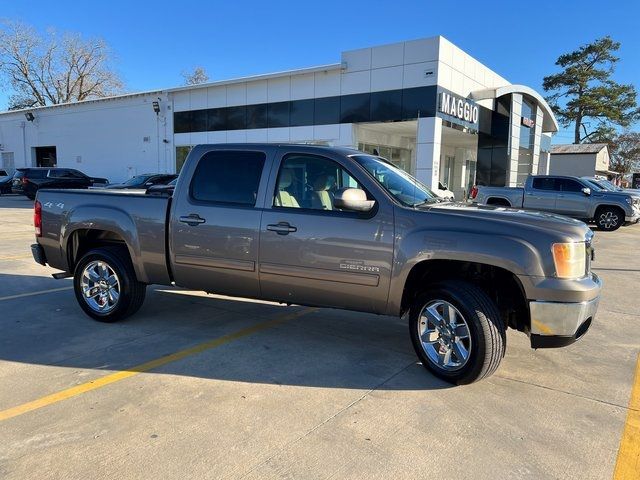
[472, 175, 640, 231]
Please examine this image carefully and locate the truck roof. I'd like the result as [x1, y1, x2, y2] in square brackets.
[192, 143, 363, 156]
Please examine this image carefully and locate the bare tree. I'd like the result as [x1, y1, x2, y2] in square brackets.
[181, 66, 209, 86]
[0, 20, 124, 110]
[609, 131, 640, 176]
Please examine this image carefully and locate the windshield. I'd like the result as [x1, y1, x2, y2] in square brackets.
[599, 179, 623, 191]
[583, 179, 606, 191]
[123, 175, 152, 186]
[352, 155, 440, 207]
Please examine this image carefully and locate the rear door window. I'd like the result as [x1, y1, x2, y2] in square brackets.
[557, 178, 584, 193]
[190, 151, 265, 206]
[532, 178, 557, 191]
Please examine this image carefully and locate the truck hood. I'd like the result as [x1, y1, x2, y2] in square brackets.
[422, 202, 591, 239]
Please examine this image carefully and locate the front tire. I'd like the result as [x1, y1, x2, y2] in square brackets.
[73, 246, 146, 322]
[595, 206, 623, 231]
[409, 281, 506, 385]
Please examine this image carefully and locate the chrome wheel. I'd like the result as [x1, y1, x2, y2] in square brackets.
[80, 260, 120, 313]
[417, 300, 471, 371]
[598, 211, 619, 229]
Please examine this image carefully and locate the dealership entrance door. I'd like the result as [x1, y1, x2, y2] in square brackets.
[34, 146, 57, 167]
[440, 125, 478, 200]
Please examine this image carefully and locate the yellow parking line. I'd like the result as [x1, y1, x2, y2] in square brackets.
[0, 286, 73, 302]
[0, 307, 315, 422]
[614, 353, 640, 479]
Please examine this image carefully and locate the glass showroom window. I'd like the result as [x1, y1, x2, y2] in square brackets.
[176, 146, 193, 173]
[358, 143, 413, 174]
[440, 155, 454, 189]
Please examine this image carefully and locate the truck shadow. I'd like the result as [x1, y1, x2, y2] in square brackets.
[0, 273, 451, 392]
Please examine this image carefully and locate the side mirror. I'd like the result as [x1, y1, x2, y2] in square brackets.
[333, 188, 375, 212]
[581, 187, 591, 196]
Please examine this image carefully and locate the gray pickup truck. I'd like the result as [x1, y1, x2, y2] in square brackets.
[473, 175, 640, 231]
[31, 145, 602, 385]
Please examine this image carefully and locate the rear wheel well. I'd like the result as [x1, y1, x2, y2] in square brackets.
[486, 197, 511, 207]
[68, 229, 130, 273]
[401, 260, 529, 333]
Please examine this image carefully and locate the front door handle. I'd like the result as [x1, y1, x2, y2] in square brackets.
[267, 222, 297, 235]
[179, 214, 206, 226]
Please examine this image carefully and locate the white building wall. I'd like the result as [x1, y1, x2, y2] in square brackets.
[0, 94, 172, 183]
[436, 36, 509, 97]
[549, 154, 599, 177]
[0, 35, 533, 188]
[595, 149, 610, 172]
[415, 117, 442, 187]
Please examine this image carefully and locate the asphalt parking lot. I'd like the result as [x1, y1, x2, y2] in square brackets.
[0, 194, 638, 480]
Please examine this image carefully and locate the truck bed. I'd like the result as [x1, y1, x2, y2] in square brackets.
[36, 188, 171, 285]
[474, 186, 524, 207]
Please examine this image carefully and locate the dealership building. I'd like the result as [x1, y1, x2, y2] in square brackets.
[0, 36, 558, 198]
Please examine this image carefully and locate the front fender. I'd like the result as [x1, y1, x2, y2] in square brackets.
[61, 205, 148, 283]
[592, 200, 633, 217]
[387, 229, 544, 315]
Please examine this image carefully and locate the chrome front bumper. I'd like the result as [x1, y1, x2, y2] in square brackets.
[625, 213, 640, 223]
[529, 273, 601, 348]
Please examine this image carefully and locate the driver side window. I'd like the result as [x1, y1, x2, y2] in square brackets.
[273, 154, 363, 211]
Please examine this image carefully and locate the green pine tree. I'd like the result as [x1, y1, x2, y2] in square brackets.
[543, 36, 639, 144]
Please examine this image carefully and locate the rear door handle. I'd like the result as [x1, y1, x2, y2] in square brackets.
[179, 214, 206, 226]
[267, 222, 297, 235]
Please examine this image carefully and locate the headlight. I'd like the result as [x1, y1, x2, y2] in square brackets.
[551, 242, 586, 279]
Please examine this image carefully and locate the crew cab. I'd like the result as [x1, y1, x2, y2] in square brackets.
[31, 145, 602, 385]
[473, 175, 640, 231]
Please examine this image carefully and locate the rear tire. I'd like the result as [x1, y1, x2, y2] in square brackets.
[73, 246, 146, 322]
[409, 280, 506, 385]
[595, 206, 623, 231]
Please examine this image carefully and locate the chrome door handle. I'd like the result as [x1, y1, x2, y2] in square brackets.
[267, 222, 297, 235]
[179, 214, 206, 226]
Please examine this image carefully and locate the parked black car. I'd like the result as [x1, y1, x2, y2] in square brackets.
[105, 173, 177, 190]
[146, 177, 177, 196]
[0, 172, 13, 194]
[12, 168, 109, 200]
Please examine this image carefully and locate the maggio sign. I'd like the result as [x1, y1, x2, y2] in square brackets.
[439, 92, 479, 124]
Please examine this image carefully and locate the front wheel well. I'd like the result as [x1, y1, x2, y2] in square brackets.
[594, 204, 625, 217]
[67, 229, 130, 273]
[401, 260, 529, 333]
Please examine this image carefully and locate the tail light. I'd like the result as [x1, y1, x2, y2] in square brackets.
[34, 200, 42, 237]
[470, 186, 478, 199]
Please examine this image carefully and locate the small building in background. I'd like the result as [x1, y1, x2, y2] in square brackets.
[549, 143, 612, 178]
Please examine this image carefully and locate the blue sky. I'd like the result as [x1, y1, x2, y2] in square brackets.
[1, 0, 639, 142]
